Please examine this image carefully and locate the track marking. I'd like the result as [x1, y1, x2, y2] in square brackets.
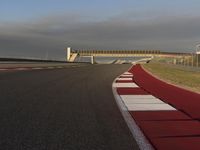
[112, 81, 154, 150]
[0, 65, 76, 71]
[123, 72, 132, 75]
[120, 74, 133, 77]
[126, 103, 176, 111]
[112, 65, 180, 150]
[113, 82, 138, 88]
[117, 78, 133, 81]
[121, 98, 165, 104]
[121, 95, 156, 99]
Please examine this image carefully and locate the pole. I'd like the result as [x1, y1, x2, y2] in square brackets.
[196, 44, 200, 67]
[192, 53, 194, 67]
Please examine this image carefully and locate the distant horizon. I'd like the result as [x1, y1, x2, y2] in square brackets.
[0, 49, 195, 60]
[0, 47, 196, 61]
[1, 0, 200, 59]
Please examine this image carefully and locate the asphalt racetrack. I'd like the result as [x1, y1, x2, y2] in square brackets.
[0, 64, 139, 150]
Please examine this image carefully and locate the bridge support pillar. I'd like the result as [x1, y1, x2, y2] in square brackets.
[66, 47, 71, 61]
[91, 56, 94, 64]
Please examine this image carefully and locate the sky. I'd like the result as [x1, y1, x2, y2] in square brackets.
[0, 0, 200, 60]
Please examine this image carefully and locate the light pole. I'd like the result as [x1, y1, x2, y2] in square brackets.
[191, 52, 194, 67]
[196, 44, 200, 67]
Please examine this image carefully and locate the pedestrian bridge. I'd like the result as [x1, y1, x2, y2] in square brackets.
[65, 48, 191, 64]
[75, 49, 161, 57]
[66, 48, 161, 64]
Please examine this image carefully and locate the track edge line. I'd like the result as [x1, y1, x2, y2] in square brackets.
[112, 70, 154, 150]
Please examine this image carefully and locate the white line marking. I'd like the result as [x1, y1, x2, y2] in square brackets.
[122, 98, 164, 104]
[127, 103, 176, 111]
[117, 78, 133, 81]
[120, 74, 133, 77]
[112, 80, 154, 150]
[113, 82, 138, 88]
[121, 95, 156, 99]
[123, 72, 132, 75]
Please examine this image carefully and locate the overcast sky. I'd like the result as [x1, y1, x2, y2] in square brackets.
[0, 0, 200, 60]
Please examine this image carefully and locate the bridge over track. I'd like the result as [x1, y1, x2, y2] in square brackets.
[65, 48, 194, 63]
[75, 49, 161, 57]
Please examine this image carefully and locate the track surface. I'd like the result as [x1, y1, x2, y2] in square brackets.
[0, 62, 86, 69]
[0, 64, 139, 150]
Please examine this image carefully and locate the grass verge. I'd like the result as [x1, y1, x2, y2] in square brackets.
[142, 61, 200, 93]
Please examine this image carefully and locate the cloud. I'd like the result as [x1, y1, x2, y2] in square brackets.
[0, 12, 200, 59]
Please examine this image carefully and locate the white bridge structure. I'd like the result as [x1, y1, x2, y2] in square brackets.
[65, 47, 193, 64]
[65, 47, 160, 64]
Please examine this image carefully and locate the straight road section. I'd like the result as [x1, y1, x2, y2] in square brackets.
[0, 64, 139, 150]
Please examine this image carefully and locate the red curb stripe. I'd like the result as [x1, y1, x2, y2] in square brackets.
[131, 64, 200, 119]
[119, 76, 134, 78]
[130, 111, 191, 121]
[117, 87, 149, 95]
[151, 137, 200, 150]
[137, 120, 200, 138]
[114, 65, 200, 150]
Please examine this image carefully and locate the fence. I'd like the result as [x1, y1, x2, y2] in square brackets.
[155, 54, 200, 68]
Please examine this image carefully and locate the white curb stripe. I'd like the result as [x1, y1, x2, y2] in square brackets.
[121, 95, 156, 99]
[120, 74, 133, 77]
[112, 81, 154, 150]
[123, 72, 132, 75]
[117, 78, 133, 81]
[113, 83, 138, 88]
[122, 98, 165, 104]
[127, 103, 176, 111]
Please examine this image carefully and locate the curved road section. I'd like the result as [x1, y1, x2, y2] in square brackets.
[113, 64, 200, 150]
[0, 64, 139, 150]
